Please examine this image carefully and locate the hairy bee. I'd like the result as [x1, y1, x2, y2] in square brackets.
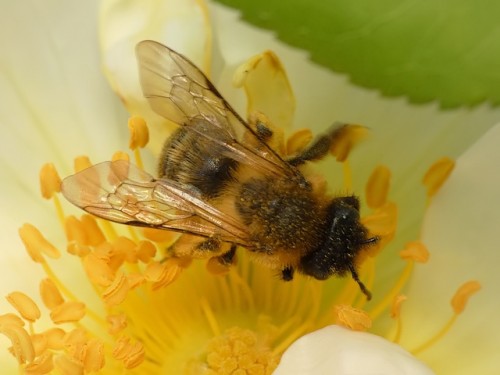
[62, 40, 377, 299]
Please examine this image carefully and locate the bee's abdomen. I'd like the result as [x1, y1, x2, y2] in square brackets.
[158, 125, 238, 198]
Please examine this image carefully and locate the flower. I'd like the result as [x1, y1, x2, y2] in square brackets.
[1, 0, 500, 374]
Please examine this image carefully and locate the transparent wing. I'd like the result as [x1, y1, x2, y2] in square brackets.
[61, 160, 251, 245]
[135, 40, 296, 177]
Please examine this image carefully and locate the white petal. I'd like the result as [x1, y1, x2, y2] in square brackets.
[403, 123, 500, 374]
[0, 0, 125, 316]
[99, 0, 211, 154]
[274, 325, 434, 375]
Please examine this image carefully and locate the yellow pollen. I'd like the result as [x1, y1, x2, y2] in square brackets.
[6, 292, 41, 323]
[188, 327, 279, 375]
[39, 163, 61, 199]
[135, 240, 157, 263]
[39, 278, 65, 310]
[49, 301, 86, 324]
[74, 155, 92, 172]
[44, 328, 66, 350]
[334, 304, 372, 331]
[144, 258, 186, 289]
[19, 223, 61, 262]
[399, 241, 430, 263]
[366, 165, 391, 209]
[286, 128, 313, 155]
[329, 124, 369, 162]
[451, 280, 481, 314]
[141, 227, 177, 243]
[422, 156, 455, 199]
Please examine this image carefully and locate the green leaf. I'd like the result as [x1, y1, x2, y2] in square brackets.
[214, 0, 500, 108]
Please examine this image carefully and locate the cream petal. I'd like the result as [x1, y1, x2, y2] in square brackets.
[0, 0, 125, 319]
[403, 123, 500, 374]
[99, 0, 211, 154]
[274, 325, 434, 374]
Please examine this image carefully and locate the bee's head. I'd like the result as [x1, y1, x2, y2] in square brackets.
[298, 196, 377, 300]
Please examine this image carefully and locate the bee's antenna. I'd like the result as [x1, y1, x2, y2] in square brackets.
[349, 264, 372, 301]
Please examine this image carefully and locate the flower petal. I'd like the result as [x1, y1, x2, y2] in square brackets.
[404, 123, 500, 374]
[274, 325, 434, 374]
[99, 0, 211, 154]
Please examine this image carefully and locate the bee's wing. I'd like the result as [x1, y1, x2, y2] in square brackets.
[61, 160, 251, 245]
[135, 40, 296, 178]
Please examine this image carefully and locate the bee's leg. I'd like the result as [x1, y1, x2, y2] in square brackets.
[287, 122, 357, 167]
[167, 234, 222, 258]
[281, 266, 295, 281]
[214, 244, 237, 266]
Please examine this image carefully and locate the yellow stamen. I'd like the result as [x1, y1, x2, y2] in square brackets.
[102, 272, 130, 307]
[74, 155, 92, 172]
[0, 324, 35, 364]
[39, 163, 61, 199]
[64, 215, 89, 246]
[54, 354, 84, 374]
[329, 124, 369, 162]
[40, 278, 65, 310]
[107, 314, 128, 335]
[6, 292, 41, 323]
[286, 128, 313, 155]
[83, 338, 105, 372]
[49, 301, 86, 324]
[390, 295, 407, 343]
[200, 297, 221, 337]
[128, 116, 149, 170]
[422, 156, 455, 200]
[83, 251, 115, 287]
[0, 314, 25, 327]
[451, 280, 481, 314]
[80, 215, 106, 246]
[366, 165, 391, 210]
[112, 337, 145, 369]
[399, 241, 430, 263]
[342, 160, 353, 191]
[334, 304, 372, 331]
[44, 328, 66, 350]
[128, 116, 149, 150]
[24, 352, 54, 374]
[412, 280, 481, 355]
[19, 223, 61, 262]
[112, 151, 130, 162]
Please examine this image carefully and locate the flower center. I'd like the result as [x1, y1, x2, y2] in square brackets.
[1, 116, 481, 373]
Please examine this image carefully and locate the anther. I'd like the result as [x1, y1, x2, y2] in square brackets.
[39, 163, 61, 199]
[74, 155, 92, 172]
[366, 165, 391, 209]
[422, 157, 455, 199]
[18, 223, 61, 262]
[399, 241, 430, 263]
[334, 304, 372, 331]
[451, 280, 481, 314]
[330, 124, 369, 162]
[128, 116, 149, 150]
[6, 292, 41, 322]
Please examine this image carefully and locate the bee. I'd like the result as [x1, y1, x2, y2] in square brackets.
[62, 40, 377, 300]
